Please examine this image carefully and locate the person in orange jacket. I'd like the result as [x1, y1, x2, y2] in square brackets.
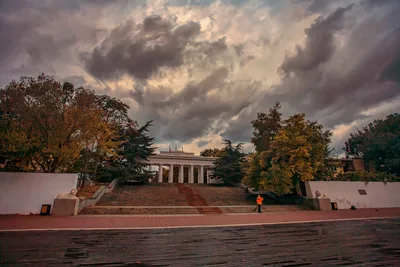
[253, 194, 263, 213]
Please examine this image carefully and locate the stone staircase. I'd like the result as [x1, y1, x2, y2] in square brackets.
[176, 184, 223, 215]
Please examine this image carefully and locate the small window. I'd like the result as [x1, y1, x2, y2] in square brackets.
[358, 189, 367, 195]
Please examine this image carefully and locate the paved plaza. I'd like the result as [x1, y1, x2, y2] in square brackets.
[1, 217, 399, 266]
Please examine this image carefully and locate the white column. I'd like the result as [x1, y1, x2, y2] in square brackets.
[158, 164, 163, 183]
[168, 164, 174, 183]
[148, 165, 152, 183]
[206, 169, 210, 184]
[196, 167, 200, 183]
[189, 165, 194, 183]
[178, 165, 184, 183]
[198, 166, 204, 184]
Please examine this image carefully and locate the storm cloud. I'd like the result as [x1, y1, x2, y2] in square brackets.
[129, 67, 259, 143]
[1, 0, 400, 154]
[221, 0, 400, 149]
[280, 4, 353, 74]
[81, 15, 217, 81]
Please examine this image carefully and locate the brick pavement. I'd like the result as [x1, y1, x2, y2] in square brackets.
[1, 208, 400, 231]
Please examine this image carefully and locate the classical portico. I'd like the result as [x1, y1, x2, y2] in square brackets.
[143, 150, 219, 184]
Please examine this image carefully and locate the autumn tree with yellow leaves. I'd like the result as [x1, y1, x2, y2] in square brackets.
[243, 104, 332, 195]
[0, 74, 154, 178]
[0, 74, 119, 172]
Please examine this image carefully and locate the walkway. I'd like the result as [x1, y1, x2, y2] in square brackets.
[1, 218, 399, 266]
[1, 208, 400, 231]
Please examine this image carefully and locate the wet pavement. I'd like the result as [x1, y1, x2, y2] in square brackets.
[2, 208, 400, 230]
[1, 218, 399, 266]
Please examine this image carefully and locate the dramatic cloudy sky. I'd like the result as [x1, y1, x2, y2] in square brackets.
[1, 0, 399, 155]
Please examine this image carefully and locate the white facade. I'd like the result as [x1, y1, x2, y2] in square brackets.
[305, 181, 400, 209]
[0, 172, 78, 215]
[143, 150, 218, 184]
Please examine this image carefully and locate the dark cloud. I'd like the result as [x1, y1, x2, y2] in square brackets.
[234, 44, 245, 56]
[0, 0, 105, 87]
[1, 0, 399, 154]
[363, 0, 400, 8]
[82, 0, 142, 5]
[280, 4, 353, 74]
[129, 67, 258, 143]
[221, 116, 253, 143]
[0, 0, 30, 13]
[222, 2, 400, 155]
[381, 60, 400, 83]
[293, 0, 333, 13]
[82, 15, 206, 81]
[59, 75, 87, 87]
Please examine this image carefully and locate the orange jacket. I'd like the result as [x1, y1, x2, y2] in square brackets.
[256, 196, 263, 205]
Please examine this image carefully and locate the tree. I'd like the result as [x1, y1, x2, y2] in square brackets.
[262, 114, 331, 194]
[0, 74, 118, 172]
[344, 113, 400, 175]
[211, 139, 245, 184]
[244, 102, 282, 191]
[242, 152, 263, 190]
[96, 121, 156, 183]
[244, 108, 332, 195]
[72, 94, 130, 175]
[251, 102, 282, 153]
[200, 148, 223, 157]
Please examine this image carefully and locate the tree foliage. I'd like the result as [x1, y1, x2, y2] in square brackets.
[210, 139, 245, 184]
[0, 74, 117, 172]
[344, 113, 400, 176]
[251, 102, 282, 153]
[0, 74, 155, 183]
[324, 171, 400, 182]
[96, 121, 156, 183]
[200, 148, 223, 157]
[244, 104, 332, 195]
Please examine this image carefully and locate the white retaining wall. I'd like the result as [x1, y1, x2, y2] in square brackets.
[0, 172, 78, 215]
[305, 181, 400, 209]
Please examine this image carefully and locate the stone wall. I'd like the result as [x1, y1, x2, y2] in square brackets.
[0, 172, 78, 215]
[78, 179, 118, 212]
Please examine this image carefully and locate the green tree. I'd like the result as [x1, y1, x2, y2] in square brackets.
[244, 107, 331, 194]
[251, 102, 282, 153]
[242, 152, 263, 190]
[211, 139, 245, 184]
[262, 114, 331, 194]
[96, 121, 155, 183]
[243, 102, 282, 190]
[344, 113, 400, 175]
[200, 148, 223, 157]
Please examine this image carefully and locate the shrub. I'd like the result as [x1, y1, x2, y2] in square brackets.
[331, 171, 400, 182]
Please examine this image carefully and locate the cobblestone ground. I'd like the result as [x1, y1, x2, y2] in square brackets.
[1, 218, 399, 266]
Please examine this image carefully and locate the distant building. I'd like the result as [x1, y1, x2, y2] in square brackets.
[328, 157, 373, 177]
